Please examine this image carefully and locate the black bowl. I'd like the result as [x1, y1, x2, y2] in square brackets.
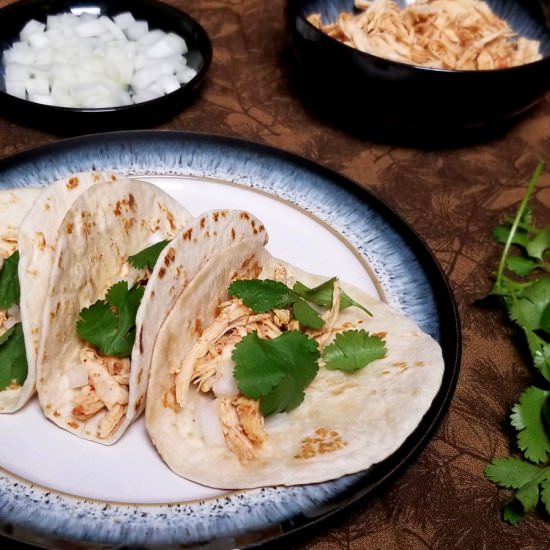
[286, 0, 550, 141]
[0, 0, 212, 135]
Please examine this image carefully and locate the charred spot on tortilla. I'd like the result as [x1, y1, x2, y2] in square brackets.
[66, 176, 79, 189]
[158, 267, 167, 279]
[182, 228, 193, 241]
[139, 327, 144, 354]
[114, 194, 137, 217]
[135, 394, 144, 413]
[194, 318, 203, 337]
[34, 232, 46, 251]
[164, 247, 176, 266]
[294, 428, 348, 460]
[240, 212, 250, 220]
[162, 385, 178, 411]
[122, 217, 135, 233]
[199, 216, 206, 229]
[66, 222, 74, 234]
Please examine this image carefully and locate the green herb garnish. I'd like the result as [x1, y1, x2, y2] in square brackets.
[323, 329, 386, 371]
[76, 281, 144, 357]
[0, 323, 27, 391]
[293, 277, 372, 316]
[0, 251, 20, 310]
[483, 161, 550, 523]
[232, 330, 320, 416]
[229, 279, 324, 329]
[229, 277, 385, 416]
[128, 240, 170, 270]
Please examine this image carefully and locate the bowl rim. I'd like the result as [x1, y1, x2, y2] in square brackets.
[0, 0, 213, 114]
[287, 0, 550, 75]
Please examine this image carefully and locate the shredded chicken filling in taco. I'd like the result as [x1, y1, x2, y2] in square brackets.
[68, 260, 152, 439]
[168, 274, 356, 463]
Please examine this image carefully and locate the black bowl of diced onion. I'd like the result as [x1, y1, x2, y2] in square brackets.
[286, 0, 550, 141]
[0, 0, 212, 135]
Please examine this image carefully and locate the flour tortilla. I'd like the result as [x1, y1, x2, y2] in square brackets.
[146, 238, 445, 489]
[36, 178, 192, 443]
[0, 187, 41, 412]
[134, 209, 268, 416]
[18, 171, 121, 376]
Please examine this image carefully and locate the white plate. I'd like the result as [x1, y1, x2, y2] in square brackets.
[0, 131, 460, 549]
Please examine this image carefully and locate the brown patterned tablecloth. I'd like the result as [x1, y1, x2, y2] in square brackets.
[1, 1, 550, 549]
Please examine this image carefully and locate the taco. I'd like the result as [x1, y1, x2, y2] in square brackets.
[36, 178, 192, 443]
[0, 172, 121, 413]
[18, 171, 122, 376]
[0, 187, 41, 412]
[146, 227, 444, 489]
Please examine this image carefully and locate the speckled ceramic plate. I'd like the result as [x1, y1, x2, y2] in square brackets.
[0, 131, 461, 549]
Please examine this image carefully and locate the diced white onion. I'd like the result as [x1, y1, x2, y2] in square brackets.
[197, 397, 225, 446]
[2, 11, 195, 108]
[212, 353, 239, 398]
[66, 363, 89, 388]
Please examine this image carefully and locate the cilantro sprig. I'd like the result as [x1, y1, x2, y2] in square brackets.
[0, 323, 27, 391]
[233, 330, 320, 416]
[76, 281, 144, 357]
[483, 162, 550, 523]
[229, 279, 324, 329]
[75, 241, 168, 357]
[128, 240, 170, 270]
[0, 251, 20, 310]
[229, 277, 386, 416]
[323, 329, 387, 371]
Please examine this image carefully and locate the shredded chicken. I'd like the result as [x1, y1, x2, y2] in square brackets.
[179, 278, 353, 462]
[218, 397, 259, 463]
[232, 395, 265, 446]
[307, 0, 542, 70]
[71, 347, 130, 438]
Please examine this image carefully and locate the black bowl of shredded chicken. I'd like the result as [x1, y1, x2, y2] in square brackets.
[286, 0, 550, 140]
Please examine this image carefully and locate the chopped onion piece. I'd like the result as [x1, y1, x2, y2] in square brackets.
[197, 397, 225, 446]
[66, 363, 89, 388]
[2, 10, 196, 107]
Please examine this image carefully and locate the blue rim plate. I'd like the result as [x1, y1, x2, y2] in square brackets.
[0, 130, 461, 549]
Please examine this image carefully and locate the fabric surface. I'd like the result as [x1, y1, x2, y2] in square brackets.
[0, 0, 549, 548]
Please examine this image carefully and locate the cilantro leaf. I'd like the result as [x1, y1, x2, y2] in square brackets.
[506, 256, 539, 277]
[293, 278, 372, 316]
[232, 330, 319, 416]
[229, 279, 297, 312]
[510, 386, 550, 463]
[127, 240, 170, 270]
[323, 329, 386, 371]
[228, 279, 324, 329]
[525, 331, 550, 380]
[526, 228, 550, 260]
[0, 323, 28, 390]
[485, 457, 543, 489]
[291, 299, 324, 329]
[509, 277, 550, 332]
[76, 281, 145, 357]
[0, 251, 20, 310]
[540, 477, 550, 516]
[485, 457, 550, 524]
